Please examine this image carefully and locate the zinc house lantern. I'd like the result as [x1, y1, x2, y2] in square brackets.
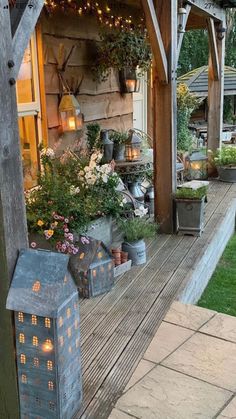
[69, 237, 114, 298]
[6, 249, 82, 419]
[59, 93, 83, 132]
[125, 130, 142, 162]
[186, 150, 208, 180]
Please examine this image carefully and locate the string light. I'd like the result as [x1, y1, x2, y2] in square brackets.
[44, 0, 145, 31]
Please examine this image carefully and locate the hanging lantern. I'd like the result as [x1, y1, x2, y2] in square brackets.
[119, 68, 141, 94]
[178, 1, 187, 33]
[186, 150, 208, 180]
[125, 130, 142, 162]
[59, 93, 84, 132]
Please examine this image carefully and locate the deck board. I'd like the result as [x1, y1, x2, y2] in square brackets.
[75, 181, 236, 419]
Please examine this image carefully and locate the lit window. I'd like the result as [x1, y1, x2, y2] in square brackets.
[32, 315, 37, 325]
[76, 338, 80, 348]
[32, 280, 41, 292]
[18, 312, 24, 322]
[32, 336, 38, 346]
[19, 333, 25, 344]
[33, 357, 39, 367]
[67, 327, 72, 338]
[45, 318, 51, 328]
[74, 319, 79, 329]
[22, 374, 27, 384]
[59, 336, 64, 347]
[59, 317, 63, 327]
[48, 381, 54, 391]
[67, 308, 71, 318]
[47, 360, 53, 371]
[42, 339, 53, 352]
[20, 354, 26, 364]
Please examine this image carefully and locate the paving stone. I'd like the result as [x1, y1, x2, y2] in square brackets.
[116, 365, 232, 419]
[109, 408, 138, 418]
[143, 321, 194, 364]
[200, 313, 236, 343]
[162, 332, 236, 391]
[217, 396, 236, 418]
[125, 359, 155, 391]
[164, 301, 216, 330]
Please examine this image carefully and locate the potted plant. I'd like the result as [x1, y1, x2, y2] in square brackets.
[119, 207, 157, 265]
[110, 130, 129, 161]
[214, 146, 236, 182]
[175, 183, 208, 236]
[92, 29, 152, 92]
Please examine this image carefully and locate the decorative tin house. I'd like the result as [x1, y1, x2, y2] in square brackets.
[69, 237, 114, 298]
[6, 249, 82, 419]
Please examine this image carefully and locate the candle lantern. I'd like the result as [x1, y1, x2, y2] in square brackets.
[186, 150, 208, 180]
[178, 1, 187, 33]
[119, 68, 140, 94]
[69, 237, 114, 298]
[125, 130, 142, 162]
[59, 93, 84, 132]
[6, 249, 82, 419]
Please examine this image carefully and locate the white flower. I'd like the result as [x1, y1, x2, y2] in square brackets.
[134, 205, 148, 218]
[102, 174, 108, 183]
[70, 186, 80, 195]
[40, 147, 55, 159]
[78, 170, 84, 177]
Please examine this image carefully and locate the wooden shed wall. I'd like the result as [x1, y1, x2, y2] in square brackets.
[40, 11, 133, 152]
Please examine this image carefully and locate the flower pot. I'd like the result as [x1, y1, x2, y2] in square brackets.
[217, 166, 236, 183]
[113, 144, 125, 161]
[175, 197, 205, 237]
[122, 239, 146, 266]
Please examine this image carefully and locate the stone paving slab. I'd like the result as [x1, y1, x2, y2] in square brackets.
[109, 302, 236, 419]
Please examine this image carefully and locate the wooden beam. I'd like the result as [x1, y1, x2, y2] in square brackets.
[12, 0, 44, 79]
[153, 0, 177, 233]
[0, 4, 29, 418]
[207, 18, 220, 81]
[177, 4, 191, 61]
[140, 0, 168, 84]
[10, 0, 28, 37]
[208, 19, 226, 152]
[186, 0, 225, 21]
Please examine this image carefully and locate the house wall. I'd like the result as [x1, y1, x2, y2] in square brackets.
[40, 10, 133, 154]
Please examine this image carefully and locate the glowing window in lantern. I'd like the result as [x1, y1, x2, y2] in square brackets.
[67, 308, 71, 318]
[47, 361, 53, 371]
[18, 312, 24, 322]
[68, 346, 72, 354]
[33, 357, 39, 367]
[32, 280, 41, 292]
[48, 381, 54, 391]
[67, 327, 72, 338]
[19, 333, 25, 343]
[42, 339, 53, 353]
[45, 318, 51, 328]
[32, 336, 38, 346]
[59, 336, 64, 347]
[20, 354, 26, 364]
[93, 270, 97, 278]
[59, 316, 63, 327]
[32, 315, 37, 325]
[79, 252, 85, 260]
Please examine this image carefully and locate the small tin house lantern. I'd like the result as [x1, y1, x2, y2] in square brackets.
[186, 150, 208, 180]
[69, 237, 114, 298]
[6, 249, 82, 419]
[125, 130, 142, 162]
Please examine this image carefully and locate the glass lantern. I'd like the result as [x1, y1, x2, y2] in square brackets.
[125, 130, 142, 162]
[186, 150, 208, 180]
[119, 68, 140, 94]
[59, 93, 84, 132]
[178, 2, 187, 33]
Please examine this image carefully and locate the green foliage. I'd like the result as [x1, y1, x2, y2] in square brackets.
[223, 96, 234, 123]
[92, 29, 152, 82]
[225, 10, 236, 68]
[198, 233, 236, 316]
[86, 123, 102, 153]
[178, 30, 208, 77]
[177, 84, 201, 151]
[214, 146, 236, 166]
[175, 186, 207, 200]
[109, 130, 129, 144]
[119, 218, 157, 242]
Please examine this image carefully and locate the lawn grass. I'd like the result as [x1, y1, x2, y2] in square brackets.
[198, 234, 236, 316]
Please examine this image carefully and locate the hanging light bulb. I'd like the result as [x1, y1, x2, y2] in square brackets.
[178, 1, 187, 34]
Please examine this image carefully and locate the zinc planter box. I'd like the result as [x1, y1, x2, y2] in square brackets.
[176, 197, 205, 237]
[217, 166, 236, 183]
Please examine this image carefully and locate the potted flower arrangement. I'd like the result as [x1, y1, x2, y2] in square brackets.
[175, 182, 208, 236]
[92, 29, 152, 93]
[213, 146, 236, 182]
[110, 130, 129, 161]
[119, 206, 158, 265]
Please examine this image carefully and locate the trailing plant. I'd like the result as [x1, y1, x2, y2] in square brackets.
[110, 130, 129, 145]
[92, 29, 152, 82]
[177, 83, 201, 152]
[175, 186, 207, 200]
[214, 146, 236, 167]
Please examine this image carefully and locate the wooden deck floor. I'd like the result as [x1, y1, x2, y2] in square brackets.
[76, 181, 236, 419]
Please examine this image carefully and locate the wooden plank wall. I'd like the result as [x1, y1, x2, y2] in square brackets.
[40, 11, 133, 152]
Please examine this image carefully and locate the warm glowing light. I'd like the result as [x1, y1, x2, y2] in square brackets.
[32, 336, 38, 346]
[67, 308, 71, 318]
[33, 357, 39, 367]
[47, 360, 53, 371]
[42, 339, 53, 353]
[18, 312, 24, 322]
[20, 354, 26, 364]
[32, 315, 37, 325]
[125, 79, 136, 92]
[19, 333, 25, 343]
[48, 381, 54, 391]
[59, 316, 63, 327]
[32, 280, 41, 292]
[79, 252, 85, 260]
[45, 318, 51, 328]
[93, 270, 97, 278]
[21, 374, 27, 384]
[68, 117, 76, 130]
[59, 336, 64, 346]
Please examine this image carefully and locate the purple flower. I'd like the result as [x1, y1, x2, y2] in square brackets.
[30, 242, 37, 248]
[81, 236, 90, 245]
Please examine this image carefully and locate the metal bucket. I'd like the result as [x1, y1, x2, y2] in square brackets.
[122, 239, 146, 266]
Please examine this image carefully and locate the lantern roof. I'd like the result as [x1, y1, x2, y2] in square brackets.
[127, 129, 142, 145]
[69, 237, 112, 273]
[6, 249, 77, 318]
[190, 150, 208, 162]
[59, 93, 81, 112]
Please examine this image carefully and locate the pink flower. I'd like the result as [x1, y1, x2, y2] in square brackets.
[30, 242, 37, 248]
[81, 236, 90, 245]
[64, 218, 69, 223]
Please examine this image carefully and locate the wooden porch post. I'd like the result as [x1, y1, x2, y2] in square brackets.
[207, 18, 226, 151]
[154, 0, 178, 233]
[0, 2, 44, 417]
